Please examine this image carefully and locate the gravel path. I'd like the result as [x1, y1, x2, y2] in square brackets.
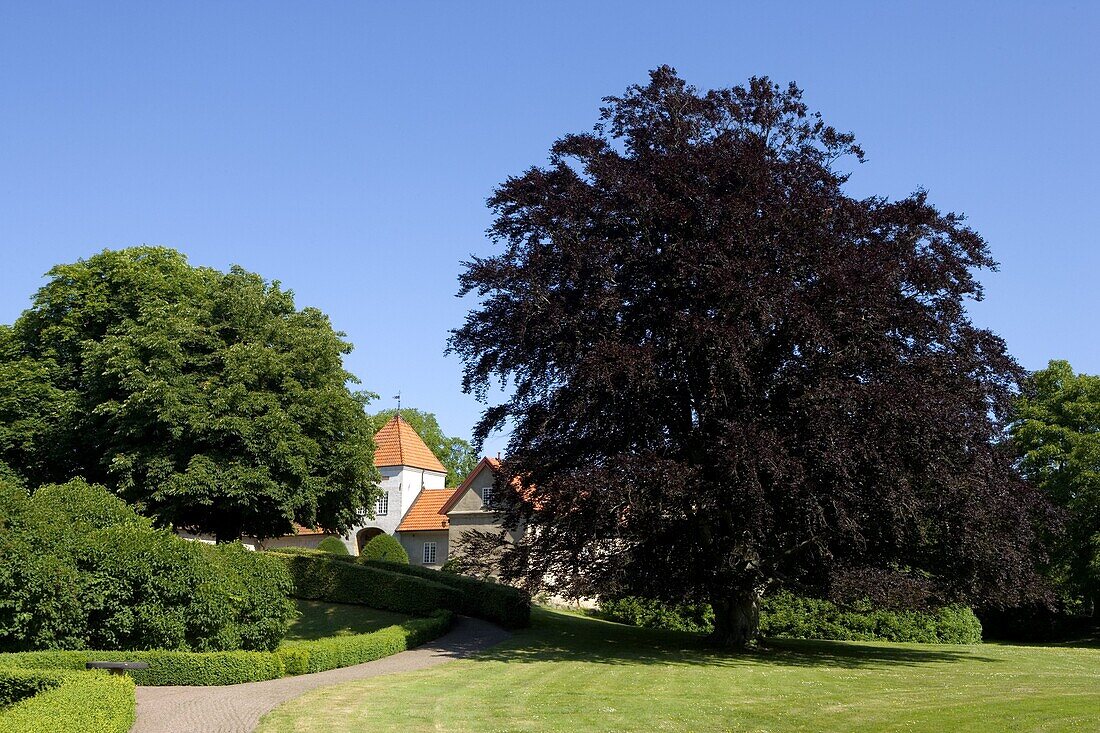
[132, 616, 510, 733]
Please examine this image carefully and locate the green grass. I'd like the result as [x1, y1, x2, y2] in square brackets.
[282, 600, 410, 642]
[259, 606, 1100, 733]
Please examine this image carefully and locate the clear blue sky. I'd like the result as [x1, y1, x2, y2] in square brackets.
[1, 2, 1097, 456]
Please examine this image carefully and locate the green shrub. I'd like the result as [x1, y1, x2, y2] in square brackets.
[598, 596, 712, 634]
[269, 550, 461, 616]
[359, 560, 531, 629]
[598, 593, 983, 644]
[759, 593, 983, 644]
[0, 669, 134, 733]
[199, 543, 296, 651]
[317, 537, 350, 555]
[0, 478, 294, 653]
[360, 534, 409, 564]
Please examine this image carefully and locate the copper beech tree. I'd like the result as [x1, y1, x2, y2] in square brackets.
[450, 68, 1054, 647]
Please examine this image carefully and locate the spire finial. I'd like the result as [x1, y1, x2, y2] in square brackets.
[393, 391, 401, 413]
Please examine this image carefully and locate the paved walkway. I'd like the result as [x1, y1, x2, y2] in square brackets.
[132, 616, 510, 733]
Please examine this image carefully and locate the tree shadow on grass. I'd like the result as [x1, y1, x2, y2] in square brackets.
[471, 608, 1001, 670]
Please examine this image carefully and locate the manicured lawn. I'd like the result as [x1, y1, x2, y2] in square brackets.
[259, 606, 1100, 733]
[282, 600, 410, 642]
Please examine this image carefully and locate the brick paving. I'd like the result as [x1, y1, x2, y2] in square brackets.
[131, 616, 510, 733]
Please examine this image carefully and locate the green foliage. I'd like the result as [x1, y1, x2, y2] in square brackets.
[360, 559, 531, 628]
[269, 549, 460, 616]
[598, 596, 713, 634]
[198, 543, 296, 651]
[0, 247, 380, 541]
[0, 669, 134, 733]
[360, 533, 409, 564]
[0, 478, 293, 652]
[759, 593, 983, 644]
[0, 613, 452, 686]
[370, 408, 478, 487]
[317, 536, 350, 555]
[599, 594, 983, 644]
[1012, 360, 1100, 614]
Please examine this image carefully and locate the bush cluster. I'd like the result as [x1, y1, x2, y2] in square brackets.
[0, 478, 295, 653]
[598, 593, 983, 644]
[361, 559, 531, 628]
[0, 612, 452, 686]
[0, 669, 134, 733]
[359, 534, 409, 563]
[268, 549, 461, 615]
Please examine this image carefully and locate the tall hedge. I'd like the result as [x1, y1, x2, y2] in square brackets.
[269, 549, 461, 615]
[0, 669, 134, 733]
[0, 478, 294, 652]
[362, 559, 531, 628]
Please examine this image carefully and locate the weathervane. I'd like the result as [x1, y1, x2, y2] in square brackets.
[393, 391, 401, 412]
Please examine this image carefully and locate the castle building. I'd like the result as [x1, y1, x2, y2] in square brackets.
[262, 414, 504, 568]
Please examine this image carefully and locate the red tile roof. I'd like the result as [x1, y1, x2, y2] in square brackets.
[291, 523, 329, 536]
[396, 488, 456, 531]
[373, 415, 447, 473]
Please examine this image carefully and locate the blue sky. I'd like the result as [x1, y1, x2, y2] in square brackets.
[1, 2, 1097, 456]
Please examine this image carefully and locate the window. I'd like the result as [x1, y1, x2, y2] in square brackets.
[375, 492, 389, 516]
[423, 541, 437, 564]
[482, 485, 493, 508]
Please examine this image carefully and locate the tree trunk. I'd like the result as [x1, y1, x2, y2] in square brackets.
[709, 589, 761, 649]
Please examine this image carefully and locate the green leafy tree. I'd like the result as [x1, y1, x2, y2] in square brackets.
[0, 247, 379, 542]
[1012, 360, 1100, 616]
[370, 408, 478, 486]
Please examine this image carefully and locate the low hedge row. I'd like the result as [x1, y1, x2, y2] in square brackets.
[0, 612, 453, 686]
[361, 560, 531, 629]
[280, 611, 452, 674]
[0, 669, 134, 733]
[599, 593, 984, 644]
[268, 550, 462, 615]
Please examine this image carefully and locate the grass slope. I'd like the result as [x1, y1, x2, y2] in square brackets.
[283, 600, 409, 642]
[259, 607, 1100, 733]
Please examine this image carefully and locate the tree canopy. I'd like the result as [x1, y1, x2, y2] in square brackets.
[369, 408, 478, 486]
[1012, 360, 1099, 616]
[0, 247, 379, 542]
[450, 67, 1052, 646]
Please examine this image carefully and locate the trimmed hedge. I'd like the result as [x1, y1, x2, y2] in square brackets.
[269, 549, 462, 616]
[0, 612, 453, 686]
[279, 611, 452, 674]
[362, 559, 531, 629]
[599, 593, 983, 644]
[0, 669, 134, 733]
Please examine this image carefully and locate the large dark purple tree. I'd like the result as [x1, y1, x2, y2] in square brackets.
[450, 68, 1052, 647]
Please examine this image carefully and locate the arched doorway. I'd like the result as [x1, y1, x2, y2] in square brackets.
[356, 527, 384, 553]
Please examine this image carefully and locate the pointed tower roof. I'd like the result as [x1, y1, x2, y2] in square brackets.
[372, 414, 448, 473]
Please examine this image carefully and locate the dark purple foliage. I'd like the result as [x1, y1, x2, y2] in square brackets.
[449, 68, 1053, 646]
